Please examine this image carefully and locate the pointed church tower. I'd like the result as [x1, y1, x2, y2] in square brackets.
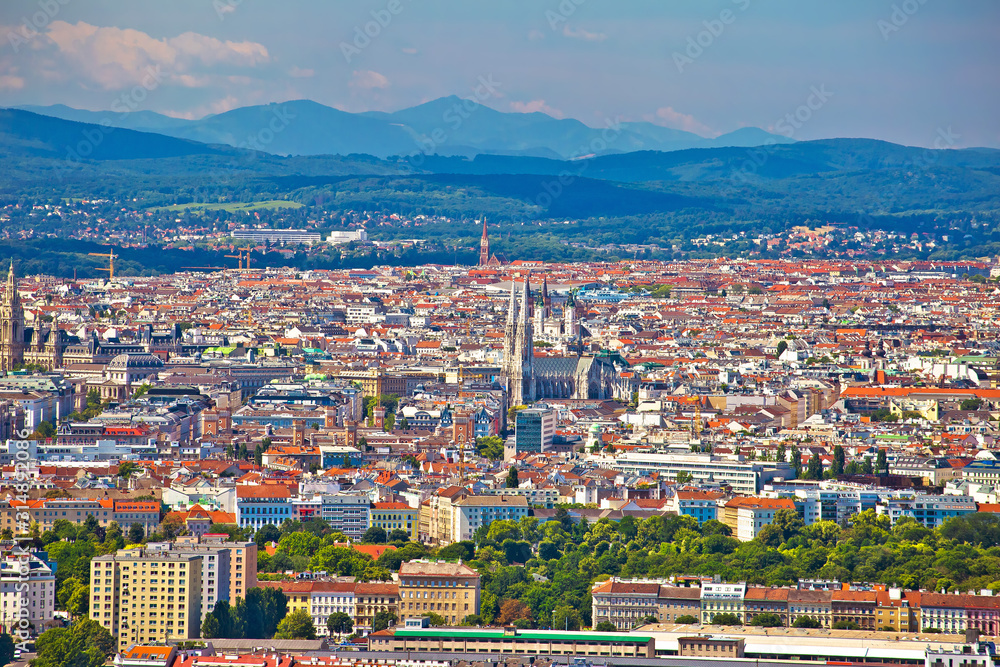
[542, 275, 551, 318]
[0, 261, 25, 372]
[479, 219, 490, 266]
[511, 275, 534, 405]
[502, 280, 519, 397]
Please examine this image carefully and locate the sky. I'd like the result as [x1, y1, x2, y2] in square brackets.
[0, 0, 997, 148]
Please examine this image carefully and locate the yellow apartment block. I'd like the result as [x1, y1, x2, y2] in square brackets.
[90, 549, 202, 650]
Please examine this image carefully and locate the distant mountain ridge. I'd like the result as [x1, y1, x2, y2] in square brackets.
[0, 108, 226, 161]
[1, 109, 999, 239]
[14, 97, 796, 159]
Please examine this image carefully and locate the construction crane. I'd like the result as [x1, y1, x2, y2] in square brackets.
[680, 396, 703, 438]
[88, 252, 118, 281]
[225, 248, 252, 270]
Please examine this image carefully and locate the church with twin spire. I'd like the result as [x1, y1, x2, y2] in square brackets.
[500, 271, 622, 405]
[480, 220, 623, 405]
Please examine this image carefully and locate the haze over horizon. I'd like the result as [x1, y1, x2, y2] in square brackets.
[1, 0, 998, 149]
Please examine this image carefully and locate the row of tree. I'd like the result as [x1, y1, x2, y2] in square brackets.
[200, 588, 288, 639]
[431, 508, 1000, 631]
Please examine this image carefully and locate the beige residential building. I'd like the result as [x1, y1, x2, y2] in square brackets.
[419, 488, 530, 545]
[788, 589, 833, 628]
[678, 636, 745, 658]
[398, 560, 480, 626]
[418, 486, 467, 545]
[260, 579, 389, 637]
[592, 580, 703, 630]
[355, 582, 399, 635]
[90, 548, 203, 650]
[1, 498, 160, 537]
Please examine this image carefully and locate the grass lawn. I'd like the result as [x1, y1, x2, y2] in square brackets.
[148, 200, 305, 213]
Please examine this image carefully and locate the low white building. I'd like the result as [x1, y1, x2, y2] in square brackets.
[328, 229, 368, 244]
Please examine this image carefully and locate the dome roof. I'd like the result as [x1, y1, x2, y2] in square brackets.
[106, 352, 164, 370]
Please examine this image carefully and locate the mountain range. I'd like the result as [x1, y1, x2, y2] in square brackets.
[14, 97, 795, 160]
[2, 107, 999, 224]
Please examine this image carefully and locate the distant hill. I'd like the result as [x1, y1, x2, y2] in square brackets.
[13, 98, 795, 159]
[408, 138, 1000, 183]
[1, 107, 998, 225]
[0, 108, 225, 160]
[14, 103, 194, 133]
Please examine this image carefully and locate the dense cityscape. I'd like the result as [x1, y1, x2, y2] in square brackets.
[1, 220, 1000, 666]
[1, 1, 998, 667]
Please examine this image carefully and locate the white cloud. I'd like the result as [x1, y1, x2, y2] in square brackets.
[289, 66, 314, 78]
[401, 47, 418, 55]
[10, 20, 269, 90]
[562, 26, 607, 42]
[647, 106, 715, 136]
[167, 31, 268, 67]
[528, 29, 545, 41]
[350, 69, 389, 90]
[509, 99, 564, 119]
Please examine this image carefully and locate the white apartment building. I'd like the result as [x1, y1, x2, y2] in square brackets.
[0, 551, 55, 635]
[320, 493, 371, 540]
[480, 487, 560, 508]
[735, 498, 797, 542]
[328, 230, 368, 244]
[232, 229, 321, 244]
[311, 581, 356, 635]
[451, 495, 529, 542]
[346, 305, 384, 325]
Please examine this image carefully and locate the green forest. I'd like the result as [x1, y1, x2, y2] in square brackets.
[245, 508, 1000, 631]
[27, 500, 1000, 656]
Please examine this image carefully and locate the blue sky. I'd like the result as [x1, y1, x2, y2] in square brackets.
[1, 0, 997, 147]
